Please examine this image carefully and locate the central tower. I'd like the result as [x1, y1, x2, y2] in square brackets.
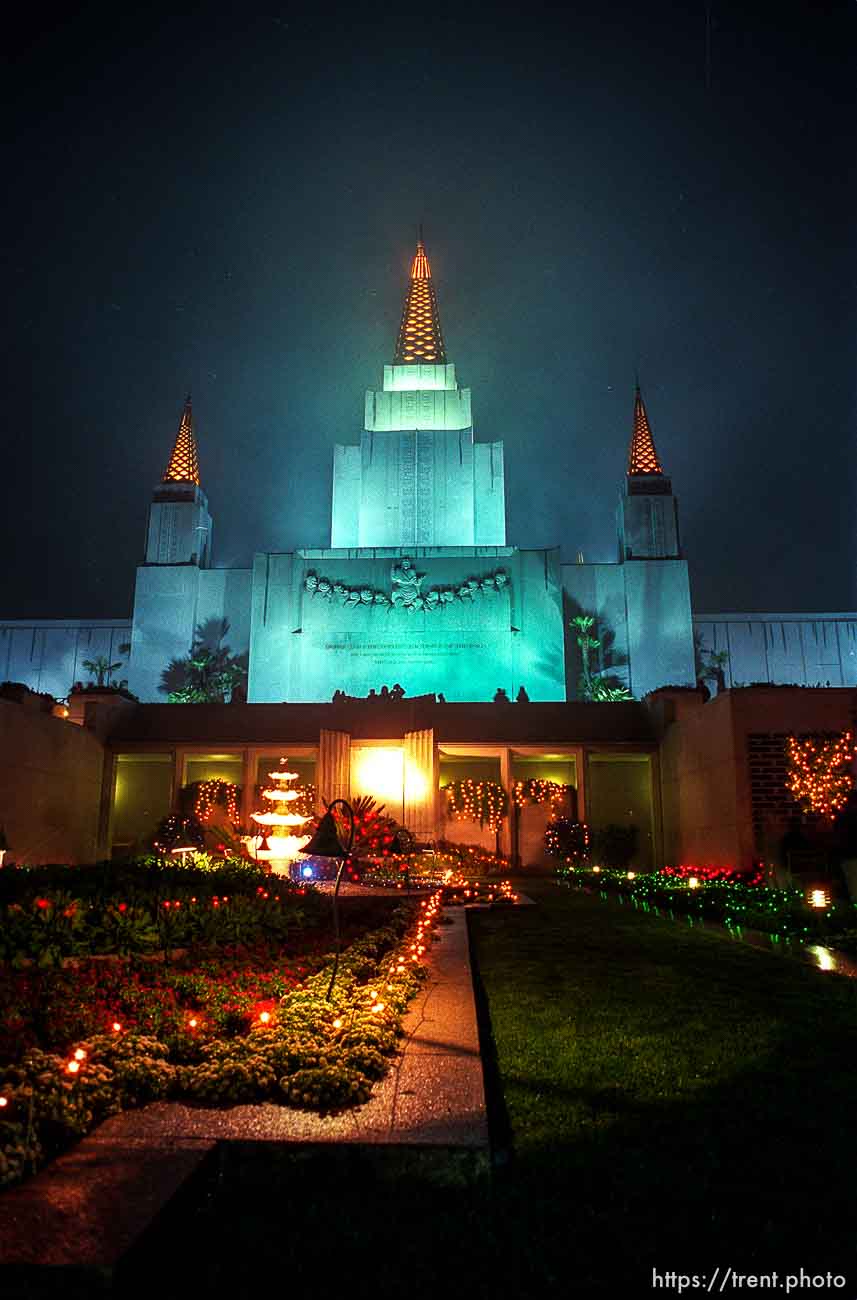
[331, 237, 505, 547]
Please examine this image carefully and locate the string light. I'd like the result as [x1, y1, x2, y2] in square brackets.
[444, 779, 508, 833]
[785, 731, 855, 820]
[512, 778, 569, 812]
[194, 779, 239, 824]
[544, 819, 590, 863]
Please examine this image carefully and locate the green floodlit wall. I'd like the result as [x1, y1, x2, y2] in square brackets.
[112, 754, 173, 854]
[247, 548, 566, 703]
[586, 754, 654, 870]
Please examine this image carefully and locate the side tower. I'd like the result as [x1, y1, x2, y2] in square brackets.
[127, 398, 213, 701]
[331, 237, 505, 547]
[144, 397, 212, 566]
[616, 385, 695, 696]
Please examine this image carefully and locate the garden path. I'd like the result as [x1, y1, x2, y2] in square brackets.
[0, 903, 488, 1279]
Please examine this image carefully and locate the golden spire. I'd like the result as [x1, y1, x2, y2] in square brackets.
[393, 237, 447, 365]
[627, 384, 664, 476]
[162, 395, 200, 485]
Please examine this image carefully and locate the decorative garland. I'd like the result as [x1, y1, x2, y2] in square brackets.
[512, 778, 570, 813]
[785, 731, 855, 820]
[190, 780, 240, 825]
[444, 779, 508, 833]
[304, 565, 508, 614]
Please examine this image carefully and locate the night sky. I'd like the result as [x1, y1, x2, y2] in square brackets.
[2, 2, 854, 622]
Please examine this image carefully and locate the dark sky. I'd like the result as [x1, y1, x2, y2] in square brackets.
[2, 1, 854, 620]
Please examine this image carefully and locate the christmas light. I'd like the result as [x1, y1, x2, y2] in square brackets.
[193, 779, 239, 824]
[259, 1010, 271, 1024]
[0, 1097, 7, 1108]
[73, 1048, 86, 1061]
[444, 779, 508, 833]
[785, 731, 855, 820]
[808, 888, 830, 910]
[66, 1060, 80, 1074]
[512, 778, 570, 812]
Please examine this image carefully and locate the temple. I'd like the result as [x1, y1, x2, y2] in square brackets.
[1, 235, 855, 871]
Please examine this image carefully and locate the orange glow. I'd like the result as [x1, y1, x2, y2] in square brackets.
[73, 1048, 86, 1061]
[188, 1017, 198, 1029]
[0, 1097, 7, 1107]
[112, 1022, 122, 1033]
[259, 1011, 271, 1024]
[66, 1060, 80, 1074]
[162, 396, 201, 485]
[332, 1018, 343, 1030]
[627, 386, 664, 476]
[393, 239, 446, 365]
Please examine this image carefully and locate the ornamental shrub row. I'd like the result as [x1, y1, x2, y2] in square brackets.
[557, 864, 857, 947]
[0, 857, 328, 964]
[0, 901, 431, 1188]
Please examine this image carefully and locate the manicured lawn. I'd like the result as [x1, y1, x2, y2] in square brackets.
[471, 880, 857, 1291]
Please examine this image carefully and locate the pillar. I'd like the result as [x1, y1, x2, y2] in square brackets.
[404, 728, 436, 839]
[318, 730, 351, 806]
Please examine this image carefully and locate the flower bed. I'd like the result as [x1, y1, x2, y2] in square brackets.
[0, 880, 444, 1189]
[556, 864, 857, 949]
[0, 856, 329, 964]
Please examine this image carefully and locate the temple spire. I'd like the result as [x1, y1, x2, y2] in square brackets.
[393, 236, 447, 365]
[162, 395, 201, 486]
[627, 384, 664, 476]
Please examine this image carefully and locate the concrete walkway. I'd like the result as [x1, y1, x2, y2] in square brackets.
[0, 906, 487, 1275]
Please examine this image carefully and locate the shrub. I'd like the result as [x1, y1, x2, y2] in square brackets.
[0, 896, 441, 1187]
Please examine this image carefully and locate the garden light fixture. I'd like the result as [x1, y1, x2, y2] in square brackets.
[302, 799, 356, 1000]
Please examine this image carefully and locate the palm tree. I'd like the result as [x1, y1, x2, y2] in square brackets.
[81, 655, 123, 688]
[570, 615, 633, 701]
[160, 620, 247, 703]
[700, 648, 730, 694]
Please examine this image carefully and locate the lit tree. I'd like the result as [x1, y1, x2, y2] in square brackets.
[785, 731, 856, 820]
